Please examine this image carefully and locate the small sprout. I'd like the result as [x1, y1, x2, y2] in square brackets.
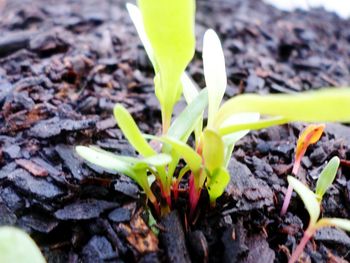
[137, 0, 195, 132]
[76, 2, 350, 220]
[286, 158, 348, 263]
[281, 124, 325, 215]
[0, 226, 46, 263]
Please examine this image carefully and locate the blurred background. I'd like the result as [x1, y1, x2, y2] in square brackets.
[264, 0, 350, 18]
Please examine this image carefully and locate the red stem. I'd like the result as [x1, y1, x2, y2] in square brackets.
[189, 173, 201, 220]
[289, 228, 314, 263]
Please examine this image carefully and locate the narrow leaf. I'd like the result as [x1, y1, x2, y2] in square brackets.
[315, 156, 340, 200]
[317, 218, 350, 232]
[167, 88, 208, 141]
[181, 72, 200, 104]
[202, 129, 224, 173]
[287, 176, 320, 226]
[76, 146, 152, 197]
[76, 146, 135, 177]
[207, 167, 230, 204]
[203, 29, 227, 127]
[214, 88, 350, 128]
[0, 227, 46, 263]
[181, 72, 203, 146]
[219, 116, 286, 136]
[114, 104, 156, 157]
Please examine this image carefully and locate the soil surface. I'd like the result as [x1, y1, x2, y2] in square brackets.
[1, 0, 350, 262]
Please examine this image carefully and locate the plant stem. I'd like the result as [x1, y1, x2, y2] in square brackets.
[281, 184, 293, 216]
[289, 228, 315, 263]
[281, 160, 300, 216]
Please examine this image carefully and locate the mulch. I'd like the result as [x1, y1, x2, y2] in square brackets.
[1, 0, 350, 262]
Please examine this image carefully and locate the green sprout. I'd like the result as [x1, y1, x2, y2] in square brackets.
[0, 226, 46, 263]
[281, 124, 325, 215]
[286, 157, 350, 263]
[76, 1, 350, 218]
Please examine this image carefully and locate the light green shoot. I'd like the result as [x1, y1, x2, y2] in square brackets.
[315, 156, 340, 201]
[137, 0, 195, 132]
[286, 159, 349, 263]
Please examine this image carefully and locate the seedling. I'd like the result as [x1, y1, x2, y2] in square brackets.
[281, 124, 325, 215]
[76, 0, 350, 218]
[0, 226, 46, 263]
[286, 156, 350, 263]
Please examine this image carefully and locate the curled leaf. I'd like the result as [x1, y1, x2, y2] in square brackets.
[293, 124, 325, 174]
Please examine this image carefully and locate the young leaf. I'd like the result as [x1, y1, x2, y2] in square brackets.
[114, 104, 156, 157]
[138, 0, 196, 131]
[181, 72, 203, 146]
[287, 176, 320, 226]
[219, 116, 286, 136]
[220, 112, 260, 167]
[167, 88, 208, 141]
[214, 88, 350, 128]
[203, 29, 226, 127]
[152, 136, 202, 173]
[315, 156, 340, 200]
[207, 167, 230, 204]
[76, 146, 135, 177]
[293, 124, 325, 174]
[181, 72, 200, 104]
[202, 129, 224, 173]
[0, 226, 46, 263]
[316, 218, 350, 232]
[126, 3, 158, 71]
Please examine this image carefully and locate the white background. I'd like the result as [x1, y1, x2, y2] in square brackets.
[264, 0, 350, 18]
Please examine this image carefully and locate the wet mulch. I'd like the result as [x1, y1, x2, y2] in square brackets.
[1, 0, 350, 262]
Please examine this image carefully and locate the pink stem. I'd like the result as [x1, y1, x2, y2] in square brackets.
[289, 230, 314, 263]
[281, 184, 293, 216]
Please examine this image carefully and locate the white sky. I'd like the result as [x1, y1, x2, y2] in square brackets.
[263, 0, 350, 18]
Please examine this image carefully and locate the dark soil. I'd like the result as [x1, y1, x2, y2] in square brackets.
[1, 0, 350, 262]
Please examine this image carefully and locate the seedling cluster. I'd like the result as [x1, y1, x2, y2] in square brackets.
[75, 0, 350, 261]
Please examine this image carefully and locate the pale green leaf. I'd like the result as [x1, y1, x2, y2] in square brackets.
[76, 146, 135, 176]
[152, 136, 202, 173]
[221, 113, 260, 167]
[202, 129, 224, 173]
[214, 88, 350, 128]
[203, 29, 227, 127]
[0, 226, 46, 263]
[181, 72, 203, 146]
[219, 116, 286, 136]
[181, 72, 200, 104]
[167, 88, 208, 141]
[207, 167, 230, 204]
[317, 218, 350, 232]
[76, 146, 153, 198]
[138, 0, 196, 129]
[315, 156, 340, 200]
[114, 104, 156, 157]
[126, 3, 158, 71]
[287, 176, 320, 226]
